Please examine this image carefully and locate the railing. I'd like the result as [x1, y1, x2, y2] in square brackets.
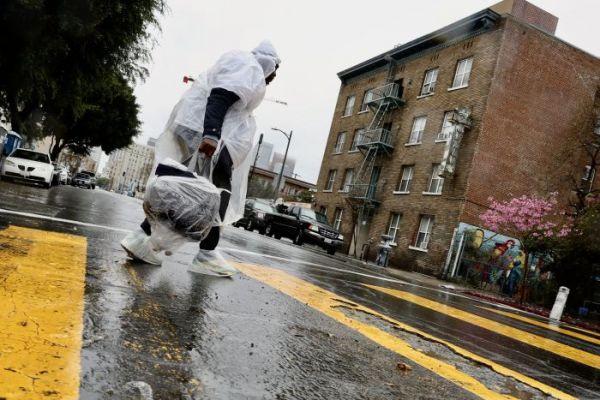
[358, 128, 393, 148]
[365, 83, 404, 107]
[346, 183, 381, 203]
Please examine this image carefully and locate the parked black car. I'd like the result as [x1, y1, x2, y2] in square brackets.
[265, 205, 344, 255]
[233, 198, 280, 234]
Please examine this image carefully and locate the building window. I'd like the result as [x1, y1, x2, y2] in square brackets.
[420, 68, 439, 96]
[325, 169, 337, 191]
[360, 89, 374, 112]
[343, 95, 355, 117]
[387, 213, 402, 243]
[319, 205, 328, 216]
[438, 111, 454, 140]
[333, 132, 346, 153]
[397, 165, 414, 192]
[414, 215, 434, 250]
[408, 116, 427, 144]
[427, 164, 444, 194]
[333, 208, 344, 231]
[451, 57, 473, 88]
[341, 168, 354, 192]
[350, 128, 365, 151]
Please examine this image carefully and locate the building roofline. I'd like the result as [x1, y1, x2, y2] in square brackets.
[504, 14, 599, 61]
[250, 166, 316, 189]
[337, 9, 501, 82]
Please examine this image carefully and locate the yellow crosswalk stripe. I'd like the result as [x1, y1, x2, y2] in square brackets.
[366, 284, 600, 370]
[480, 306, 600, 346]
[236, 263, 575, 400]
[0, 226, 87, 400]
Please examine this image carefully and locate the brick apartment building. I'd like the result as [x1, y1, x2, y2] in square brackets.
[314, 0, 600, 273]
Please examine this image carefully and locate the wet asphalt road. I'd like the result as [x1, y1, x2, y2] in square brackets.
[0, 180, 599, 400]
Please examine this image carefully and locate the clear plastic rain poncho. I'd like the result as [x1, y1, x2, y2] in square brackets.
[153, 40, 281, 228]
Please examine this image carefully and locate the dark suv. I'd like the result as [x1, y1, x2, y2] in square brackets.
[265, 205, 344, 255]
[233, 199, 279, 234]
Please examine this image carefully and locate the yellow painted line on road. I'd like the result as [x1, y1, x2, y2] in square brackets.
[0, 226, 87, 400]
[236, 262, 562, 400]
[366, 284, 600, 370]
[480, 306, 600, 347]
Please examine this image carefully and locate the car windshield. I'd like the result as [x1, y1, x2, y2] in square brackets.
[300, 209, 329, 224]
[75, 173, 89, 179]
[11, 149, 50, 164]
[254, 202, 275, 212]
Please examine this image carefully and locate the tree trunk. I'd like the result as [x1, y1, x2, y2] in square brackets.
[519, 249, 530, 304]
[8, 97, 23, 134]
[50, 139, 65, 161]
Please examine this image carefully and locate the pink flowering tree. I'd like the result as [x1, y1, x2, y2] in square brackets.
[480, 193, 572, 300]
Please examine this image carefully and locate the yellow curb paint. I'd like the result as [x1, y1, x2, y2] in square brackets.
[0, 226, 87, 400]
[236, 262, 526, 400]
[480, 306, 600, 347]
[366, 284, 600, 371]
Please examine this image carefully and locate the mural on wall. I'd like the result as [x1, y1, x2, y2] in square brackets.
[454, 222, 528, 296]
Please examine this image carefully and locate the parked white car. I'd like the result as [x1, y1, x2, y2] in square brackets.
[0, 148, 54, 188]
[52, 164, 69, 185]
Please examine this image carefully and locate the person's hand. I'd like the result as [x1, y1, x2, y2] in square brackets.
[198, 136, 218, 157]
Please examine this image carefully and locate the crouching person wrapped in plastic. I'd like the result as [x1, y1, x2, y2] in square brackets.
[121, 40, 280, 277]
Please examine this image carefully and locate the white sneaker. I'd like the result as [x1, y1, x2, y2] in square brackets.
[120, 229, 163, 266]
[189, 249, 238, 277]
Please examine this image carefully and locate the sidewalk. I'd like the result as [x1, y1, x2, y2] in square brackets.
[337, 253, 600, 334]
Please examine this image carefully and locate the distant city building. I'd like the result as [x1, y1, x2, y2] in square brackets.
[104, 143, 155, 194]
[147, 137, 157, 148]
[270, 152, 296, 176]
[256, 141, 273, 170]
[79, 147, 103, 174]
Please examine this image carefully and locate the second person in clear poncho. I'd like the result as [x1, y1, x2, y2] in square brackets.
[121, 40, 281, 276]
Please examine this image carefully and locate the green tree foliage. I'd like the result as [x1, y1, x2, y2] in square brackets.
[0, 0, 166, 154]
[247, 178, 274, 200]
[549, 201, 600, 310]
[95, 176, 109, 188]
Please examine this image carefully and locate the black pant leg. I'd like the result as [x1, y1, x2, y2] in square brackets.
[140, 219, 152, 236]
[200, 147, 233, 251]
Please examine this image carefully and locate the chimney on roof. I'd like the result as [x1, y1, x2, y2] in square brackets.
[490, 0, 558, 34]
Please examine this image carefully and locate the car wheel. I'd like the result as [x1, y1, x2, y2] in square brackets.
[258, 227, 266, 235]
[44, 182, 51, 189]
[294, 231, 304, 246]
[244, 219, 253, 231]
[265, 224, 274, 237]
[327, 247, 336, 255]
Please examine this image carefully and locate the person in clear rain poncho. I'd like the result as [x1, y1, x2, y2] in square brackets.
[121, 40, 281, 276]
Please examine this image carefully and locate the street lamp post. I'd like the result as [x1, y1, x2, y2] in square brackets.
[271, 127, 293, 200]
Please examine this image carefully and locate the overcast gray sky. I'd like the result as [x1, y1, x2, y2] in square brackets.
[128, 0, 600, 183]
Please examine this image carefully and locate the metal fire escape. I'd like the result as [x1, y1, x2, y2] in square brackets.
[346, 82, 405, 208]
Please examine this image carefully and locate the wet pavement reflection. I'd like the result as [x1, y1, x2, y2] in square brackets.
[1, 181, 599, 399]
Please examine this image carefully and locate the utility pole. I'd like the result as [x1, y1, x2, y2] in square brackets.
[271, 128, 293, 200]
[249, 133, 263, 187]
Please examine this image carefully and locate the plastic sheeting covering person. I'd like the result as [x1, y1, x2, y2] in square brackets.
[155, 40, 281, 226]
[143, 158, 221, 252]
